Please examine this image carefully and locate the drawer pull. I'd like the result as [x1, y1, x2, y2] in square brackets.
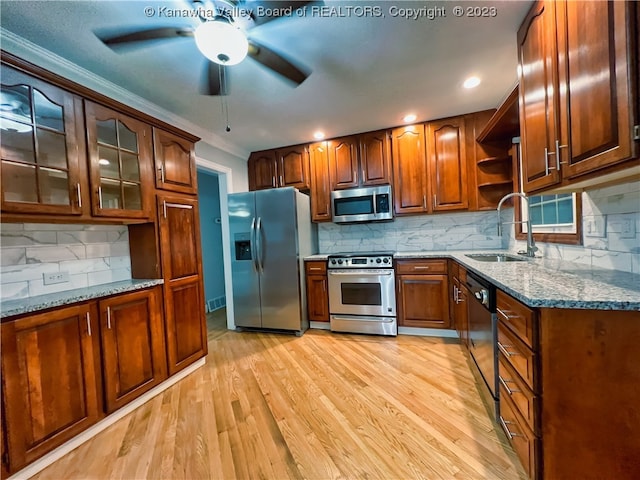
[496, 307, 515, 321]
[498, 341, 519, 358]
[107, 306, 112, 329]
[499, 415, 521, 440]
[309, 267, 323, 271]
[86, 312, 92, 337]
[499, 375, 520, 395]
[414, 266, 430, 270]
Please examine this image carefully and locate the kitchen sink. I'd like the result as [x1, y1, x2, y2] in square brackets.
[465, 253, 529, 262]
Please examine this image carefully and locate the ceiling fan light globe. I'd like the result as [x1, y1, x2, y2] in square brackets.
[194, 21, 248, 66]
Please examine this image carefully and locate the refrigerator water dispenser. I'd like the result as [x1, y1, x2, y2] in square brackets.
[234, 233, 252, 261]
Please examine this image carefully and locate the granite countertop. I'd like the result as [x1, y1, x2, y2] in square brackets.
[305, 251, 640, 311]
[0, 279, 165, 319]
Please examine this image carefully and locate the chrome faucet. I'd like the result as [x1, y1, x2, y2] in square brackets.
[497, 192, 538, 258]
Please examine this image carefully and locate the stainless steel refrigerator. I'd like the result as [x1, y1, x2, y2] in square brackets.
[228, 187, 317, 334]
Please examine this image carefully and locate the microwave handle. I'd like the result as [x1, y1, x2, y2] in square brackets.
[373, 192, 377, 215]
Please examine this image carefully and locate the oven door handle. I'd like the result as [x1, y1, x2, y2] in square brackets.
[328, 271, 393, 276]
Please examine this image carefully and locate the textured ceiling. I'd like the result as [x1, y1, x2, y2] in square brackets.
[1, 0, 532, 157]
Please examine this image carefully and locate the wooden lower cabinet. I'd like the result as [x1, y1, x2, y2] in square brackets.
[0, 303, 102, 473]
[163, 277, 207, 375]
[396, 259, 450, 329]
[99, 287, 167, 413]
[450, 263, 469, 347]
[305, 261, 329, 322]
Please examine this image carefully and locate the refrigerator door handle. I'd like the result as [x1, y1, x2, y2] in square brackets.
[256, 216, 264, 273]
[250, 217, 259, 273]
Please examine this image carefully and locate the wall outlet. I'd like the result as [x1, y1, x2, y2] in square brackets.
[584, 216, 606, 238]
[43, 271, 70, 285]
[608, 216, 636, 239]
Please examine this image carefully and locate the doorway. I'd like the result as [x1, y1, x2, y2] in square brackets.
[196, 158, 235, 331]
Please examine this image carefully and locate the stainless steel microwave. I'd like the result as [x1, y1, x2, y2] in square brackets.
[331, 185, 393, 223]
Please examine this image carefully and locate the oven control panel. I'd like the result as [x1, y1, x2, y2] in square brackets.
[328, 255, 393, 269]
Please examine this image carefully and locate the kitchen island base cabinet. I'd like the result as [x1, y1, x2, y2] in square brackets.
[157, 195, 208, 376]
[396, 260, 450, 329]
[99, 287, 167, 414]
[0, 304, 102, 473]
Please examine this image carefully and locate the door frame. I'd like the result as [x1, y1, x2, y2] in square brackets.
[196, 157, 236, 330]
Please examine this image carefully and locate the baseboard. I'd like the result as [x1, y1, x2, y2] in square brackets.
[309, 321, 331, 330]
[397, 327, 459, 338]
[7, 358, 207, 480]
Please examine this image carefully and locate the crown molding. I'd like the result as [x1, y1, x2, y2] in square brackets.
[0, 27, 250, 159]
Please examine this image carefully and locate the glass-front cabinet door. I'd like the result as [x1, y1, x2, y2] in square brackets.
[0, 65, 85, 215]
[85, 101, 153, 219]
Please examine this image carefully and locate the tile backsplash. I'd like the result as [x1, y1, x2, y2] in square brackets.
[1, 224, 131, 301]
[504, 180, 640, 273]
[319, 210, 502, 253]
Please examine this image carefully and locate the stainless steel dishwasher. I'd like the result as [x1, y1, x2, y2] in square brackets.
[466, 271, 499, 420]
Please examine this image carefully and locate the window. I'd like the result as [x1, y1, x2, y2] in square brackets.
[514, 140, 582, 244]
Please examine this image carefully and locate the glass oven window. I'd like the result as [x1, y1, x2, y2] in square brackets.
[334, 196, 373, 216]
[341, 283, 381, 306]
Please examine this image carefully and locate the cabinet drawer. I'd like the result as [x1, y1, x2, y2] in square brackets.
[499, 392, 538, 480]
[305, 261, 327, 275]
[499, 353, 538, 434]
[396, 259, 448, 275]
[498, 321, 536, 390]
[496, 290, 535, 348]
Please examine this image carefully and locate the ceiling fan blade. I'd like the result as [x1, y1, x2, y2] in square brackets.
[202, 61, 229, 96]
[249, 1, 318, 26]
[97, 27, 194, 50]
[247, 40, 309, 85]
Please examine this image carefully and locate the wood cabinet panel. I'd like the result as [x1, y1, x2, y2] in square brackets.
[496, 289, 536, 349]
[396, 259, 448, 275]
[153, 128, 197, 194]
[0, 65, 87, 216]
[0, 304, 101, 471]
[497, 321, 536, 391]
[157, 195, 207, 375]
[518, 0, 562, 192]
[328, 137, 359, 190]
[309, 141, 332, 222]
[499, 390, 538, 480]
[248, 150, 277, 191]
[305, 261, 329, 322]
[277, 145, 309, 190]
[499, 354, 538, 435]
[426, 118, 468, 211]
[397, 273, 450, 329]
[99, 287, 167, 413]
[391, 126, 428, 215]
[85, 101, 154, 219]
[557, 0, 636, 178]
[359, 130, 392, 186]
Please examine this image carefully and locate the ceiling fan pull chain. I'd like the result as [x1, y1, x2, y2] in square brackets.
[218, 64, 231, 132]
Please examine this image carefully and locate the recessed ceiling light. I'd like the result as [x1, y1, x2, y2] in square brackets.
[463, 76, 481, 89]
[313, 131, 325, 140]
[403, 114, 417, 123]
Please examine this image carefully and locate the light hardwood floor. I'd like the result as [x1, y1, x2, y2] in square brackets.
[32, 318, 527, 480]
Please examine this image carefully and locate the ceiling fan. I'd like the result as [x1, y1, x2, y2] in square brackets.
[95, 0, 316, 96]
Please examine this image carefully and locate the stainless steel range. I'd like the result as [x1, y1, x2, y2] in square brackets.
[327, 252, 397, 336]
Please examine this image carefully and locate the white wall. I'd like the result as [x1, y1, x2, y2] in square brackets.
[0, 224, 131, 301]
[503, 179, 640, 273]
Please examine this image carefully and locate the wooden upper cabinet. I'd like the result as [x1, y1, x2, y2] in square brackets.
[426, 118, 468, 211]
[360, 130, 392, 186]
[328, 131, 392, 190]
[157, 194, 207, 374]
[153, 128, 197, 195]
[518, 0, 561, 192]
[328, 136, 359, 190]
[0, 303, 101, 471]
[518, 0, 638, 193]
[248, 145, 310, 191]
[556, 0, 636, 178]
[277, 144, 310, 190]
[0, 65, 87, 216]
[85, 101, 154, 219]
[391, 125, 429, 215]
[309, 141, 332, 222]
[249, 150, 278, 190]
[98, 287, 167, 414]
